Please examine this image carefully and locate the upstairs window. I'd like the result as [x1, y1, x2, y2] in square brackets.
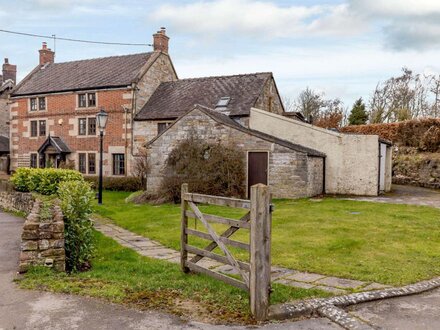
[88, 93, 96, 107]
[78, 92, 96, 108]
[30, 97, 46, 111]
[88, 118, 96, 135]
[78, 118, 87, 135]
[39, 120, 46, 136]
[38, 97, 46, 110]
[157, 122, 172, 135]
[30, 120, 38, 137]
[78, 94, 87, 108]
[30, 98, 37, 111]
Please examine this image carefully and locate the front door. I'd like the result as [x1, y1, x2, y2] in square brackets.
[247, 152, 268, 197]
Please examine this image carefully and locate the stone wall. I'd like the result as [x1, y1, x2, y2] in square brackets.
[0, 95, 8, 137]
[146, 108, 324, 199]
[0, 182, 34, 214]
[393, 151, 440, 189]
[19, 200, 65, 273]
[254, 77, 284, 116]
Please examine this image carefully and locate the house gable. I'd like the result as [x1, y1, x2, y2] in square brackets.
[145, 105, 324, 199]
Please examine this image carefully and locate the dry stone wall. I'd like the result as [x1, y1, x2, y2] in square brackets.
[0, 184, 34, 214]
[19, 200, 65, 273]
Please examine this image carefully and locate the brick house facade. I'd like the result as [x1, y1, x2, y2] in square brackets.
[10, 29, 177, 175]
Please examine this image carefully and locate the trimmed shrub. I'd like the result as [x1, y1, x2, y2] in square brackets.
[58, 180, 95, 272]
[156, 136, 246, 203]
[84, 176, 142, 192]
[11, 168, 84, 195]
[341, 118, 440, 152]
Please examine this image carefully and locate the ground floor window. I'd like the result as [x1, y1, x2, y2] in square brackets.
[39, 154, 45, 168]
[78, 153, 86, 174]
[88, 153, 96, 174]
[30, 153, 38, 168]
[112, 153, 125, 175]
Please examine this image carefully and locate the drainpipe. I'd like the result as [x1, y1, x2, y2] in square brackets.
[122, 105, 129, 177]
[130, 83, 138, 157]
[322, 157, 326, 195]
[377, 141, 381, 195]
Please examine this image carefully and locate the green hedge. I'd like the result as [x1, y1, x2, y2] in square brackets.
[11, 168, 84, 195]
[84, 176, 142, 192]
[58, 180, 95, 272]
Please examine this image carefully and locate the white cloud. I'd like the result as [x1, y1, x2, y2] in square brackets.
[150, 0, 365, 38]
[350, 0, 440, 17]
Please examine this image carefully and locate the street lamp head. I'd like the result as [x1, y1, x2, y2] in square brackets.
[96, 107, 108, 132]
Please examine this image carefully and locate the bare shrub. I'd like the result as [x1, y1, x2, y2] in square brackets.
[156, 136, 246, 203]
[133, 149, 150, 189]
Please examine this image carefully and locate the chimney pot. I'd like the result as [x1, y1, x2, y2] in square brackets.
[39, 42, 55, 66]
[153, 27, 170, 53]
[2, 58, 17, 84]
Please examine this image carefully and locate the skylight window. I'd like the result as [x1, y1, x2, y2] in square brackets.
[216, 97, 230, 108]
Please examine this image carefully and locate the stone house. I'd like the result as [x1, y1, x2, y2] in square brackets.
[0, 58, 16, 172]
[145, 104, 325, 199]
[9, 29, 177, 175]
[133, 71, 288, 149]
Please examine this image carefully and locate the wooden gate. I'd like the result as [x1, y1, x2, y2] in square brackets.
[180, 183, 272, 320]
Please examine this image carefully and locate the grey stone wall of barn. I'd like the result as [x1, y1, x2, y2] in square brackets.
[146, 109, 324, 199]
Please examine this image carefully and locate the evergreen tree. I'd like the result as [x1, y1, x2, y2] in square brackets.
[348, 98, 368, 125]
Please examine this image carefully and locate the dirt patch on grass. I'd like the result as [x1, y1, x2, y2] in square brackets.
[126, 289, 256, 325]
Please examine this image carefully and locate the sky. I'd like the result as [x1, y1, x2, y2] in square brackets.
[2, 0, 440, 108]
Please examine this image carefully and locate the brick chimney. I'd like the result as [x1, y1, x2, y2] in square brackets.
[153, 27, 169, 53]
[39, 42, 55, 66]
[2, 58, 17, 84]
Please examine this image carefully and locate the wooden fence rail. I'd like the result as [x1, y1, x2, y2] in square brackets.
[180, 183, 272, 321]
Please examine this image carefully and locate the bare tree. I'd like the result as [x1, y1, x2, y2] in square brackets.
[368, 68, 433, 123]
[293, 87, 326, 121]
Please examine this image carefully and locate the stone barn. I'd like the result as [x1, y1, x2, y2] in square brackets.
[145, 104, 325, 199]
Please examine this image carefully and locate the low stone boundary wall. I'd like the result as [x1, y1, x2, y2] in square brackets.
[0, 191, 35, 214]
[19, 200, 66, 273]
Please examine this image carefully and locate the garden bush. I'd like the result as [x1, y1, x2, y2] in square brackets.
[84, 176, 142, 192]
[58, 180, 95, 272]
[156, 136, 245, 203]
[11, 168, 84, 195]
[341, 118, 440, 152]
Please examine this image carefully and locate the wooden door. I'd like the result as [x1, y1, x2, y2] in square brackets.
[247, 152, 268, 197]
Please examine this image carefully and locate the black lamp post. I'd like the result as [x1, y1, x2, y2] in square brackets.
[96, 108, 108, 205]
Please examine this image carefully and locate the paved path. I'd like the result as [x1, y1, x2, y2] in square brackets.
[343, 184, 440, 208]
[94, 219, 390, 295]
[0, 210, 340, 330]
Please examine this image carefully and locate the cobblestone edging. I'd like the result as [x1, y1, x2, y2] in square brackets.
[93, 218, 390, 295]
[269, 277, 440, 328]
[19, 200, 65, 273]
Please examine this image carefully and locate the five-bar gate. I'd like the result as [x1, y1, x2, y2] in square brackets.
[180, 183, 272, 320]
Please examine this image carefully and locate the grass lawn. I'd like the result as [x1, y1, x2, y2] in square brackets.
[19, 230, 330, 324]
[95, 191, 440, 286]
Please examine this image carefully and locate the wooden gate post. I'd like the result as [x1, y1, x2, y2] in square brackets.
[249, 184, 271, 321]
[181, 183, 189, 273]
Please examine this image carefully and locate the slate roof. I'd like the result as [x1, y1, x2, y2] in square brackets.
[12, 53, 154, 96]
[147, 104, 326, 158]
[0, 136, 9, 153]
[135, 72, 272, 120]
[38, 136, 71, 154]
